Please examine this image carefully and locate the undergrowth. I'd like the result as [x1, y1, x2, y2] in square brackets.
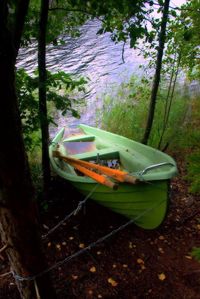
[98, 75, 200, 193]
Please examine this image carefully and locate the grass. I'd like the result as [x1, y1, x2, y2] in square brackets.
[98, 75, 200, 193]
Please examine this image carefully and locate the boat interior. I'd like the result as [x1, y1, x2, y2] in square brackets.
[57, 133, 148, 175]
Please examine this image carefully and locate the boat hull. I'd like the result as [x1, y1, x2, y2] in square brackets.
[70, 180, 169, 229]
[49, 124, 177, 230]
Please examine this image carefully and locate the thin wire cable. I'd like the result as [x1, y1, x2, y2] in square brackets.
[12, 198, 164, 282]
[42, 183, 99, 239]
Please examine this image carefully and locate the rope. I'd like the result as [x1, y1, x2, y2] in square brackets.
[42, 183, 99, 239]
[12, 198, 164, 282]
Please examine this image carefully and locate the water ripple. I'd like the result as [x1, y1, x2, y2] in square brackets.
[17, 19, 145, 136]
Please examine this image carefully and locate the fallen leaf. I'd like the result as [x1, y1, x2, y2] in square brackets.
[79, 243, 85, 248]
[158, 247, 164, 254]
[159, 235, 165, 240]
[43, 224, 49, 230]
[137, 258, 144, 264]
[72, 275, 78, 280]
[56, 244, 61, 250]
[112, 264, 117, 268]
[158, 273, 166, 281]
[129, 242, 133, 249]
[108, 277, 118, 287]
[185, 255, 192, 260]
[90, 266, 96, 273]
[123, 264, 128, 268]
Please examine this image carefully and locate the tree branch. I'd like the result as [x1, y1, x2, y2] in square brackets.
[48, 7, 104, 22]
[49, 7, 94, 16]
[0, 244, 9, 254]
[0, 271, 12, 278]
[121, 41, 126, 63]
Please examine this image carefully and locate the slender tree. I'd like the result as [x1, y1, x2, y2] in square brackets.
[0, 1, 56, 298]
[142, 0, 171, 145]
[38, 0, 51, 196]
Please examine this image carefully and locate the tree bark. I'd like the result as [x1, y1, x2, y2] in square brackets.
[13, 0, 30, 60]
[141, 0, 170, 145]
[0, 2, 56, 298]
[38, 0, 51, 197]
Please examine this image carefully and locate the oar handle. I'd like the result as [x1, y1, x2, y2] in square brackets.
[124, 174, 139, 184]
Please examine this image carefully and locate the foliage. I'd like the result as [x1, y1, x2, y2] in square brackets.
[46, 70, 87, 119]
[187, 151, 200, 194]
[183, 96, 200, 194]
[100, 76, 200, 196]
[138, 0, 200, 84]
[21, 0, 85, 46]
[99, 76, 189, 149]
[16, 68, 87, 150]
[16, 69, 40, 149]
[191, 247, 200, 262]
[98, 76, 150, 141]
[21, 0, 161, 50]
[165, 0, 200, 81]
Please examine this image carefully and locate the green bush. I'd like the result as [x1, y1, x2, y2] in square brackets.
[191, 247, 200, 261]
[16, 68, 87, 151]
[186, 151, 200, 194]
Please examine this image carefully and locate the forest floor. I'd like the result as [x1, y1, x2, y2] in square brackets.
[1, 151, 200, 299]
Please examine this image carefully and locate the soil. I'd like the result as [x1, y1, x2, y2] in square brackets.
[1, 152, 200, 299]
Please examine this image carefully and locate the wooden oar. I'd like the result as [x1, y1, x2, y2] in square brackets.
[53, 151, 139, 184]
[53, 151, 118, 189]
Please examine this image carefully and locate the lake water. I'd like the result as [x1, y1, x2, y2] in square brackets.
[17, 20, 148, 135]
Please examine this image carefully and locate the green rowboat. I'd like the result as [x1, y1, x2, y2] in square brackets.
[49, 124, 177, 229]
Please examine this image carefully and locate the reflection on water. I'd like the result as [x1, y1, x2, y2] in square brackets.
[17, 20, 146, 136]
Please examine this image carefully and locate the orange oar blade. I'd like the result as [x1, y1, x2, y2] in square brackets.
[53, 151, 139, 184]
[70, 161, 118, 190]
[53, 151, 118, 190]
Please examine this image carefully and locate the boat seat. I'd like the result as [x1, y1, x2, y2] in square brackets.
[63, 134, 95, 142]
[71, 148, 119, 161]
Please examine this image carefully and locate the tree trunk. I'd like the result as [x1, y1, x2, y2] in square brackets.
[38, 0, 51, 197]
[141, 0, 170, 145]
[0, 2, 56, 298]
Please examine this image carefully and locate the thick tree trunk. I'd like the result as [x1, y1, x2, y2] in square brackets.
[141, 0, 170, 145]
[38, 0, 51, 196]
[0, 2, 56, 298]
